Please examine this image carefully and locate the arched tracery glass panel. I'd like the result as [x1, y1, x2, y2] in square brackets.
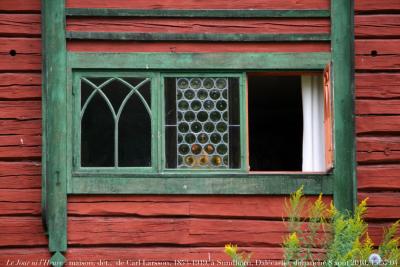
[80, 77, 151, 167]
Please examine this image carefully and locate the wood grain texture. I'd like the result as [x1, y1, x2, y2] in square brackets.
[0, 119, 41, 135]
[67, 217, 306, 246]
[66, 0, 330, 10]
[356, 116, 400, 135]
[0, 38, 41, 71]
[68, 195, 332, 219]
[356, 100, 400, 115]
[0, 135, 41, 160]
[0, 0, 40, 12]
[65, 217, 393, 247]
[0, 101, 41, 119]
[0, 162, 41, 189]
[355, 0, 400, 12]
[358, 193, 400, 220]
[67, 18, 330, 35]
[356, 73, 400, 99]
[355, 15, 400, 38]
[0, 15, 40, 37]
[358, 165, 400, 190]
[0, 217, 48, 247]
[355, 40, 400, 70]
[357, 137, 400, 164]
[0, 189, 40, 215]
[67, 41, 330, 53]
[0, 73, 41, 100]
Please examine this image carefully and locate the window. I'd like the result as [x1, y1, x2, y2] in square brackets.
[73, 69, 330, 174]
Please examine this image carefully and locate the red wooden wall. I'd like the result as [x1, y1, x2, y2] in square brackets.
[0, 0, 399, 266]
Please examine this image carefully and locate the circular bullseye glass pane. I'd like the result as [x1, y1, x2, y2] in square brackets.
[216, 78, 227, 89]
[178, 134, 183, 143]
[178, 122, 189, 133]
[216, 100, 227, 111]
[179, 144, 189, 155]
[204, 144, 215, 154]
[223, 133, 228, 143]
[222, 89, 228, 99]
[191, 100, 202, 111]
[177, 78, 189, 89]
[211, 155, 222, 166]
[210, 111, 221, 122]
[185, 133, 196, 144]
[217, 144, 228, 155]
[184, 89, 195, 100]
[197, 89, 208, 100]
[191, 122, 202, 133]
[203, 78, 214, 89]
[197, 111, 208, 122]
[199, 155, 209, 166]
[210, 89, 220, 100]
[191, 144, 202, 155]
[197, 133, 208, 144]
[190, 78, 202, 89]
[210, 133, 221, 144]
[216, 122, 227, 133]
[178, 100, 189, 111]
[204, 122, 215, 133]
[184, 111, 195, 122]
[203, 100, 214, 111]
[185, 155, 195, 166]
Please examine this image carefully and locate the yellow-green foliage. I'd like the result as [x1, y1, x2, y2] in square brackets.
[379, 220, 400, 266]
[283, 187, 400, 267]
[224, 244, 251, 267]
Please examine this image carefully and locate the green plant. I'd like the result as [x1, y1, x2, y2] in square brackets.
[224, 244, 252, 267]
[283, 186, 400, 267]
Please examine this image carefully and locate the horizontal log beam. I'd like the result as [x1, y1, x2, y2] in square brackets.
[66, 0, 330, 10]
[68, 52, 331, 70]
[65, 8, 330, 18]
[66, 32, 330, 42]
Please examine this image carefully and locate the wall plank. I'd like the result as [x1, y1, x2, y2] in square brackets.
[355, 15, 400, 38]
[356, 100, 400, 115]
[0, 15, 40, 37]
[0, 0, 40, 12]
[67, 217, 289, 246]
[66, 0, 330, 10]
[0, 162, 41, 189]
[0, 189, 40, 215]
[0, 135, 41, 160]
[67, 41, 330, 53]
[68, 195, 332, 219]
[358, 165, 400, 190]
[355, 40, 400, 70]
[357, 137, 400, 164]
[67, 18, 330, 35]
[0, 119, 41, 135]
[0, 38, 41, 71]
[0, 217, 47, 247]
[0, 101, 41, 119]
[356, 116, 400, 135]
[0, 73, 41, 100]
[356, 73, 400, 99]
[355, 0, 400, 12]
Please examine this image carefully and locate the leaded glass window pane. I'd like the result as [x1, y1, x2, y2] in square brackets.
[80, 77, 151, 167]
[165, 77, 240, 169]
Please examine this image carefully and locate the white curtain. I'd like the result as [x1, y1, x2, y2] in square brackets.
[301, 76, 326, 172]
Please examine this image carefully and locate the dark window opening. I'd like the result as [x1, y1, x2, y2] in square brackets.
[248, 75, 303, 171]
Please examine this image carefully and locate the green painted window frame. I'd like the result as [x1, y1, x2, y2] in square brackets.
[42, 1, 355, 264]
[66, 52, 334, 195]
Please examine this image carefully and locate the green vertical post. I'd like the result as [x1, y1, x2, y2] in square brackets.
[42, 0, 67, 265]
[331, 0, 356, 212]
